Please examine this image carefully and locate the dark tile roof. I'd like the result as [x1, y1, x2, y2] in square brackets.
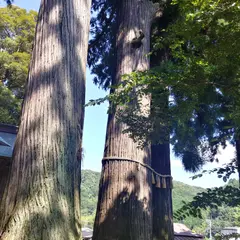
[0, 124, 18, 134]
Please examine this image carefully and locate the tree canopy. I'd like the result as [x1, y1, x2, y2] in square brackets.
[0, 6, 37, 124]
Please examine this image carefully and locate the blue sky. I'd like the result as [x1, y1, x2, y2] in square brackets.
[1, 0, 237, 188]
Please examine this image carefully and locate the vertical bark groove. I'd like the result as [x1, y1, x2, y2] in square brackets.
[93, 1, 157, 240]
[0, 0, 91, 239]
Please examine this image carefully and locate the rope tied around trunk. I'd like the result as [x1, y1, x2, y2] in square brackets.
[102, 156, 173, 189]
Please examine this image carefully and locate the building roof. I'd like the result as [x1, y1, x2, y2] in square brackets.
[222, 227, 240, 230]
[174, 223, 204, 239]
[221, 226, 240, 235]
[0, 124, 18, 134]
[0, 123, 17, 159]
[0, 136, 11, 147]
[82, 228, 93, 239]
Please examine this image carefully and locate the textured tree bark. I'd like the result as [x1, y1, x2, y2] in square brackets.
[0, 0, 91, 239]
[152, 143, 174, 240]
[92, 1, 157, 240]
[235, 139, 240, 187]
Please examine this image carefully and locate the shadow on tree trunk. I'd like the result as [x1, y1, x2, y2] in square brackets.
[93, 160, 152, 240]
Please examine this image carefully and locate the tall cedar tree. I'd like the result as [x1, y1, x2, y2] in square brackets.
[92, 1, 158, 239]
[89, 1, 175, 239]
[89, 2, 240, 238]
[89, 2, 175, 239]
[0, 0, 91, 239]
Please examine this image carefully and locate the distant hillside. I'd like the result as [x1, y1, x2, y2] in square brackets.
[81, 169, 204, 221]
[172, 181, 204, 211]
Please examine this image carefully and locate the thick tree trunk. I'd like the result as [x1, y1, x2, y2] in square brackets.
[0, 0, 91, 239]
[152, 143, 174, 240]
[93, 1, 157, 240]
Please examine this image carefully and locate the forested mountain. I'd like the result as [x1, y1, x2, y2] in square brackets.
[81, 170, 240, 236]
[172, 181, 204, 211]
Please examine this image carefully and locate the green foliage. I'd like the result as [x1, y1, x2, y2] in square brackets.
[81, 170, 101, 217]
[164, 0, 240, 134]
[161, 0, 240, 144]
[88, 0, 117, 89]
[168, 0, 240, 76]
[172, 181, 204, 210]
[174, 167, 240, 238]
[191, 160, 238, 183]
[0, 83, 21, 125]
[211, 206, 240, 234]
[174, 179, 240, 220]
[81, 215, 95, 228]
[0, 6, 37, 124]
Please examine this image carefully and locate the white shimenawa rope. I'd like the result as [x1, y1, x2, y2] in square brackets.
[102, 156, 172, 179]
